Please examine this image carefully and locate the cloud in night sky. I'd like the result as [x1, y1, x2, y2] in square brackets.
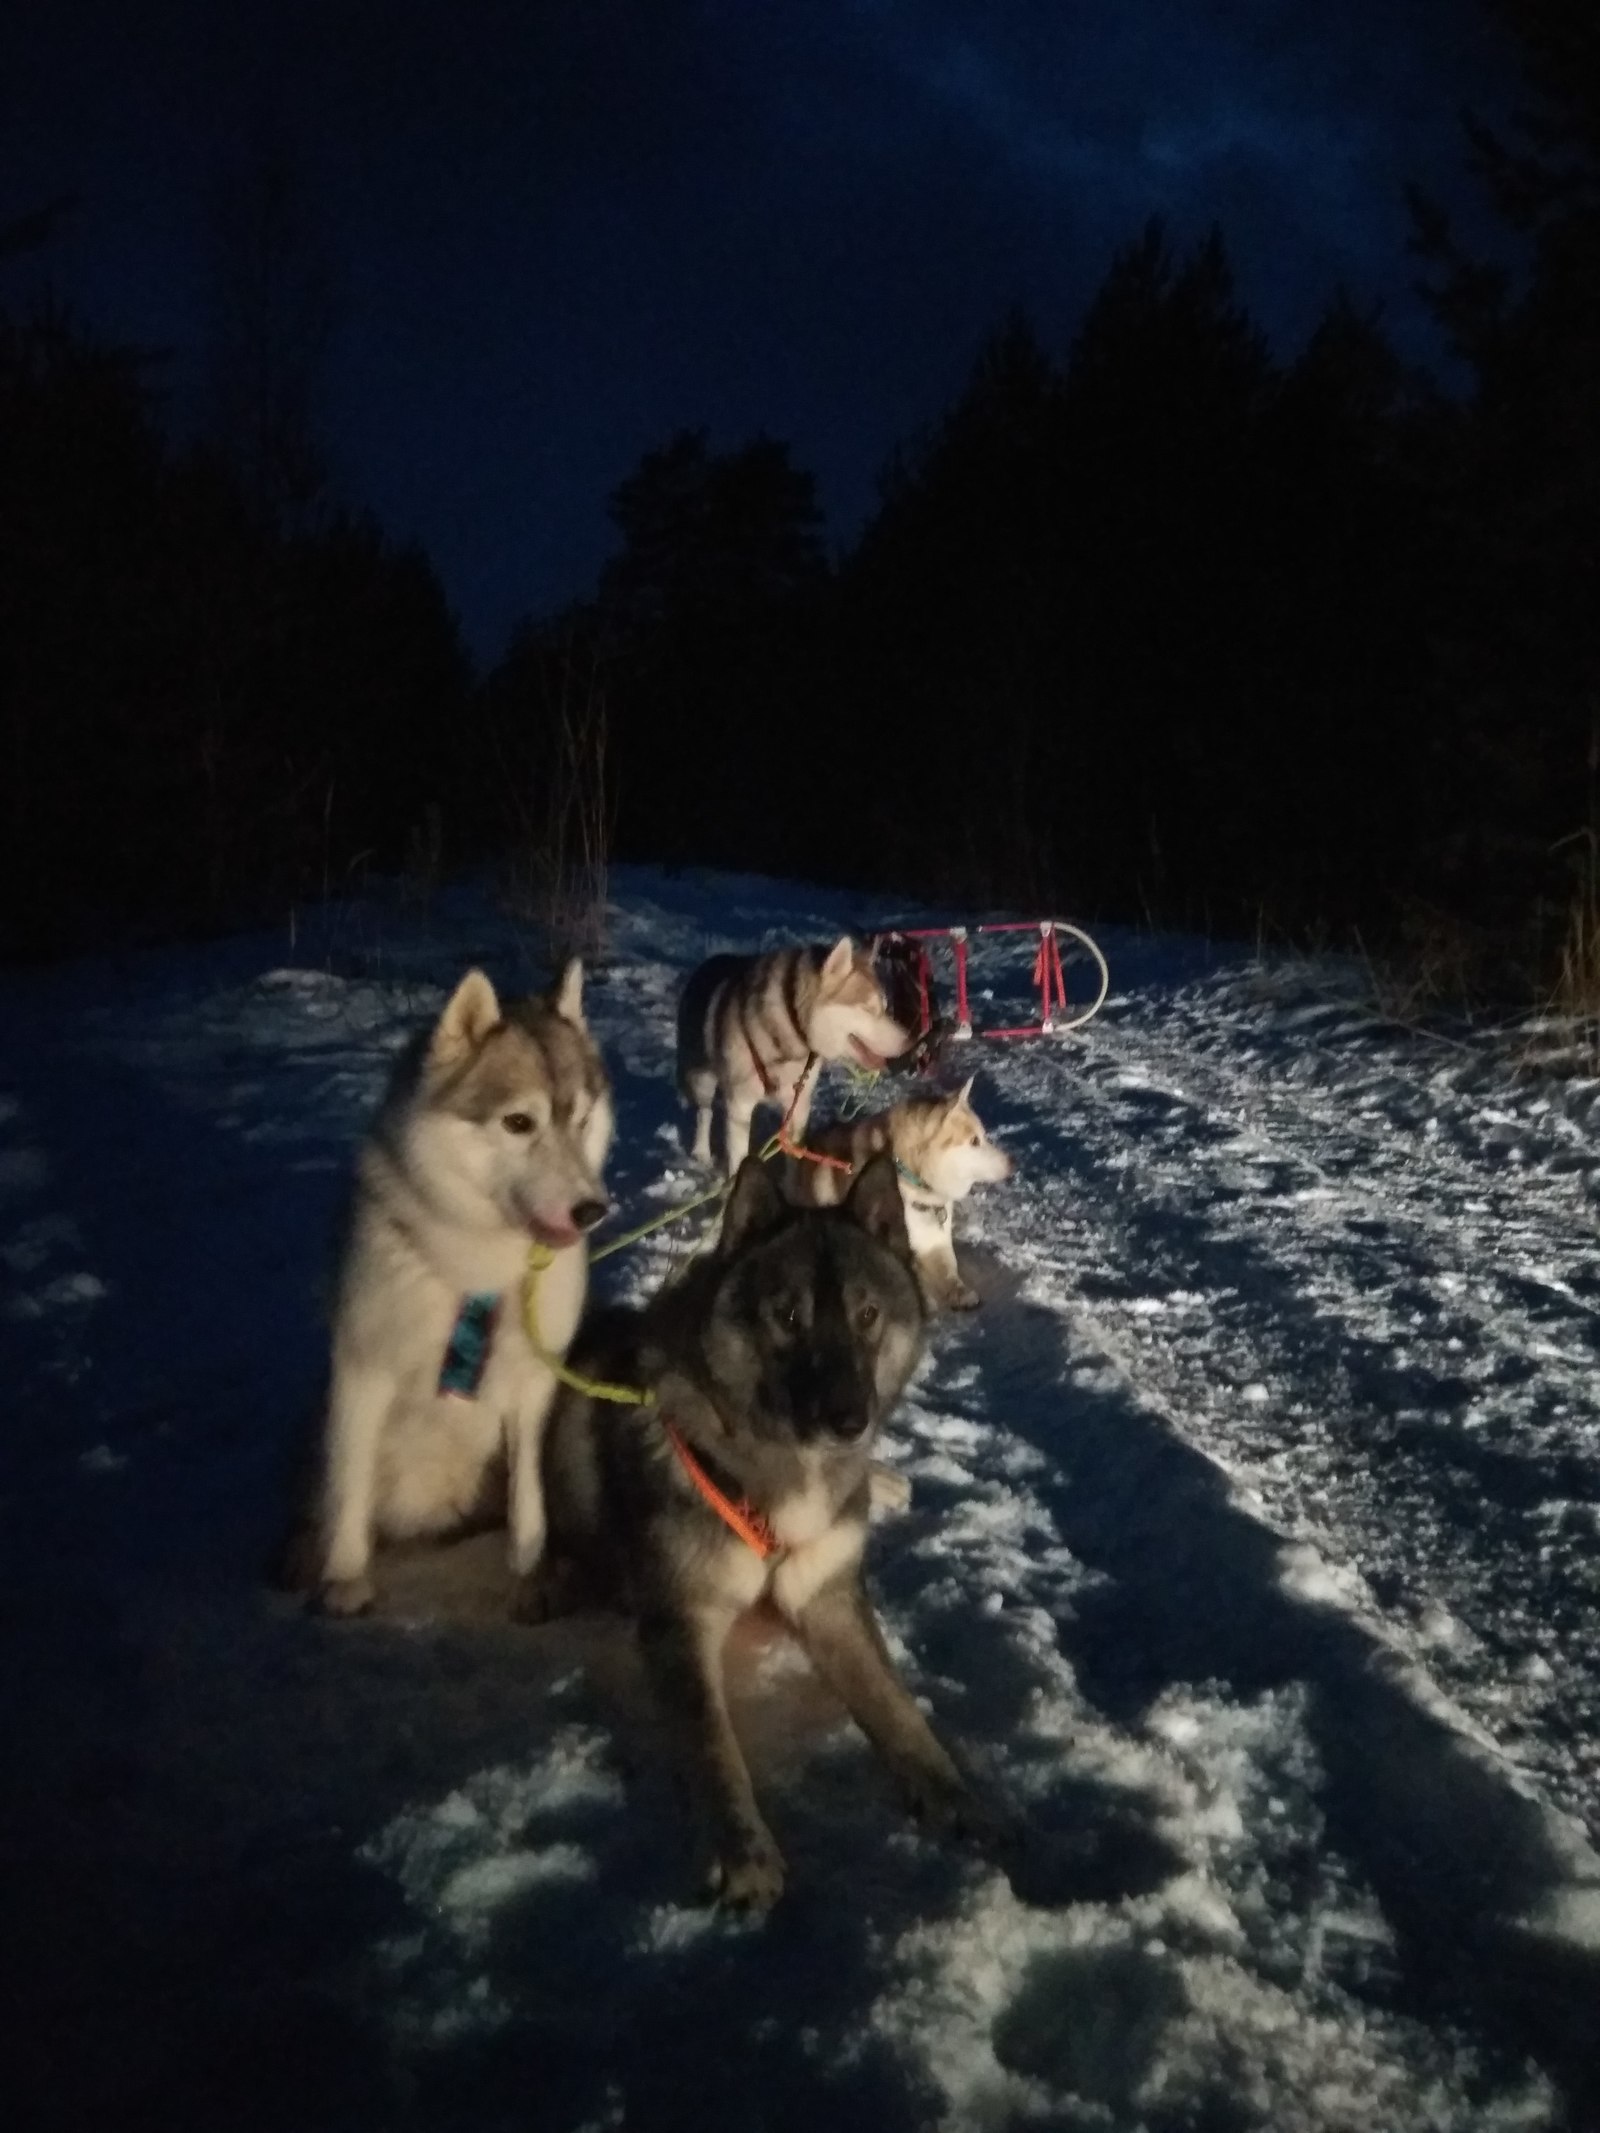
[1, 0, 1516, 657]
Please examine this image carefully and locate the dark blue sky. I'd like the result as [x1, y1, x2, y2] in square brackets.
[2, 1, 1514, 661]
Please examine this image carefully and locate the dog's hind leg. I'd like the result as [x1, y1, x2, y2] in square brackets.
[639, 1600, 785, 1910]
[314, 1362, 397, 1615]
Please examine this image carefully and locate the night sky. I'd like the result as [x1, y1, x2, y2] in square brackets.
[3, 1, 1514, 661]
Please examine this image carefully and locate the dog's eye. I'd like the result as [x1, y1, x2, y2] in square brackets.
[856, 1300, 880, 1332]
[969, 1134, 980, 1147]
[502, 1111, 537, 1136]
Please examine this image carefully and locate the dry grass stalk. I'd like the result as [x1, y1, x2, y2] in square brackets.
[500, 643, 614, 964]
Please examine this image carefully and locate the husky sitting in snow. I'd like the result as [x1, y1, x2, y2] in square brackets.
[278, 964, 613, 1616]
[528, 1154, 989, 1908]
[676, 937, 909, 1173]
[784, 1078, 1013, 1311]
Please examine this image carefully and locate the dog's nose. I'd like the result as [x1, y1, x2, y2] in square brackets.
[571, 1197, 609, 1233]
[821, 1402, 871, 1443]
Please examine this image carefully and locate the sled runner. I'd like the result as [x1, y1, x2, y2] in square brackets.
[874, 920, 1109, 1070]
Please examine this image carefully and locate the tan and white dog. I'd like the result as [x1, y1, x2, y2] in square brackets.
[676, 937, 909, 1172]
[785, 1077, 1013, 1310]
[279, 963, 613, 1616]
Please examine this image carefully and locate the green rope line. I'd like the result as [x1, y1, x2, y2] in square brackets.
[588, 1176, 731, 1263]
[524, 1130, 789, 1407]
[587, 1128, 787, 1265]
[836, 1063, 884, 1119]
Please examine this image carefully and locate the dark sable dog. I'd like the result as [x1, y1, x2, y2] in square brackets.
[529, 1153, 986, 1909]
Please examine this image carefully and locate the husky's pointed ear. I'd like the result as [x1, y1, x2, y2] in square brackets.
[719, 1157, 787, 1256]
[845, 1152, 913, 1262]
[551, 956, 585, 1029]
[950, 1074, 977, 1110]
[431, 969, 501, 1065]
[820, 935, 854, 986]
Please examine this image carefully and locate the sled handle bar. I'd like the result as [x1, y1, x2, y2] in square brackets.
[881, 920, 1110, 1040]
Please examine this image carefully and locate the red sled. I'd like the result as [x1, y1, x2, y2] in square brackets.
[873, 920, 1109, 1068]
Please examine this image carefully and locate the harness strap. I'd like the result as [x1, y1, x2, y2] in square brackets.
[660, 1417, 781, 1559]
[777, 1051, 853, 1172]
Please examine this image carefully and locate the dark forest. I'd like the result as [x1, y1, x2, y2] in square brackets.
[3, 0, 1595, 1010]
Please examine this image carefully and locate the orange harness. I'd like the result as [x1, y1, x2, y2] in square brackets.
[660, 1416, 781, 1560]
[773, 1049, 852, 1174]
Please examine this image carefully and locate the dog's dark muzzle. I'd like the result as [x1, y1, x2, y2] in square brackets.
[779, 1320, 876, 1445]
[802, 1380, 874, 1445]
[819, 1407, 873, 1444]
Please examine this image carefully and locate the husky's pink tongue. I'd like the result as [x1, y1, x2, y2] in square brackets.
[527, 1214, 581, 1249]
[850, 1036, 891, 1069]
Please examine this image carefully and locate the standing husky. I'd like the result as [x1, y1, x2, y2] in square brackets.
[280, 963, 613, 1616]
[676, 936, 909, 1173]
[786, 1077, 1013, 1311]
[530, 1153, 986, 1910]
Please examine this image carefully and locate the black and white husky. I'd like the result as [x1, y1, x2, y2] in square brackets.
[676, 936, 909, 1171]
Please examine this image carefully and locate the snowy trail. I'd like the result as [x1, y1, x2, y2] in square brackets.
[3, 876, 1599, 2131]
[993, 961, 1600, 1841]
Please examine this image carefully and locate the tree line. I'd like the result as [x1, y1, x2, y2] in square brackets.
[3, 0, 1594, 999]
[0, 293, 470, 959]
[491, 0, 1600, 995]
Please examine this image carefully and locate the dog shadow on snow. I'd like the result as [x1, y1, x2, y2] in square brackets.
[266, 1203, 1594, 2129]
[322, 1506, 1190, 2133]
[934, 1246, 1600, 2129]
[9, 977, 1588, 2132]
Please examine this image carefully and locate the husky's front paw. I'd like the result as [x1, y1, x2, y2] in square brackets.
[511, 1573, 552, 1626]
[947, 1280, 982, 1312]
[314, 1573, 376, 1618]
[868, 1461, 913, 1515]
[511, 1557, 581, 1625]
[708, 1832, 786, 1913]
[901, 1766, 994, 1846]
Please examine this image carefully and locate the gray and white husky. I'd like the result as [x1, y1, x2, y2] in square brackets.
[279, 963, 613, 1616]
[785, 1076, 1014, 1310]
[676, 936, 909, 1172]
[529, 1153, 987, 1908]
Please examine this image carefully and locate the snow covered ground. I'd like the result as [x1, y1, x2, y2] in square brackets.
[2, 867, 1598, 2132]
